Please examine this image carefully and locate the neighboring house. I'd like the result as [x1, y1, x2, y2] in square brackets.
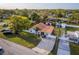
[48, 18, 57, 21]
[28, 23, 54, 38]
[65, 13, 72, 18]
[67, 31, 79, 43]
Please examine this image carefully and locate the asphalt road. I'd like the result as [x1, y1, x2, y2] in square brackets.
[0, 39, 39, 55]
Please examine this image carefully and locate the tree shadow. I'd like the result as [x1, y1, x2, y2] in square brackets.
[16, 34, 41, 45]
[3, 33, 16, 38]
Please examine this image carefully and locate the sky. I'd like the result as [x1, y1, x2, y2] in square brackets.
[0, 3, 79, 9]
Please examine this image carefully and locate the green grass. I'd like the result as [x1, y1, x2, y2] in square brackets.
[19, 31, 39, 40]
[70, 42, 79, 55]
[19, 31, 41, 46]
[54, 27, 63, 37]
[6, 35, 35, 48]
[0, 32, 41, 48]
[0, 25, 3, 29]
[0, 33, 6, 38]
[66, 22, 79, 26]
[3, 19, 10, 24]
[66, 27, 79, 31]
[49, 38, 59, 55]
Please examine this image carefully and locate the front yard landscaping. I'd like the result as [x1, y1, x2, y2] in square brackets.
[0, 18, 41, 48]
[0, 31, 41, 48]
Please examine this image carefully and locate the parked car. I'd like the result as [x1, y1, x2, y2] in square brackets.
[0, 47, 4, 55]
[1, 29, 13, 34]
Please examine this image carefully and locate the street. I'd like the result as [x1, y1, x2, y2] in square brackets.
[0, 38, 39, 55]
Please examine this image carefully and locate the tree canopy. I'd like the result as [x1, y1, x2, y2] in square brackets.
[9, 15, 32, 33]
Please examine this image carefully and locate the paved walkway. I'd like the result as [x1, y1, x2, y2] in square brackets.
[32, 36, 56, 55]
[0, 39, 39, 55]
[57, 36, 70, 55]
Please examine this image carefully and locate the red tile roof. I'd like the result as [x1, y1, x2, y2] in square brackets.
[33, 23, 54, 33]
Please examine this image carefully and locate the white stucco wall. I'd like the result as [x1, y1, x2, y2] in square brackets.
[29, 28, 55, 39]
[29, 28, 36, 34]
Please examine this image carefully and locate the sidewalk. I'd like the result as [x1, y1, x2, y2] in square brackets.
[57, 36, 70, 55]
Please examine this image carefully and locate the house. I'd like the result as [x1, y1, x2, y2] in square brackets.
[67, 31, 79, 43]
[74, 31, 79, 39]
[29, 23, 54, 38]
[47, 18, 58, 21]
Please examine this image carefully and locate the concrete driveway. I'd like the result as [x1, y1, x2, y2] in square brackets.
[0, 38, 39, 55]
[32, 36, 56, 55]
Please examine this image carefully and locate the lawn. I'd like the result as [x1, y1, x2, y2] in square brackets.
[0, 32, 41, 48]
[6, 34, 36, 48]
[49, 38, 59, 55]
[19, 31, 41, 46]
[70, 42, 79, 55]
[66, 27, 79, 31]
[54, 27, 63, 37]
[3, 19, 10, 24]
[0, 25, 3, 29]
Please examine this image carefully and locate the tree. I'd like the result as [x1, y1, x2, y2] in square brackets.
[69, 13, 79, 20]
[9, 15, 32, 33]
[51, 9, 66, 18]
[30, 12, 40, 22]
[41, 15, 48, 22]
[20, 9, 28, 17]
